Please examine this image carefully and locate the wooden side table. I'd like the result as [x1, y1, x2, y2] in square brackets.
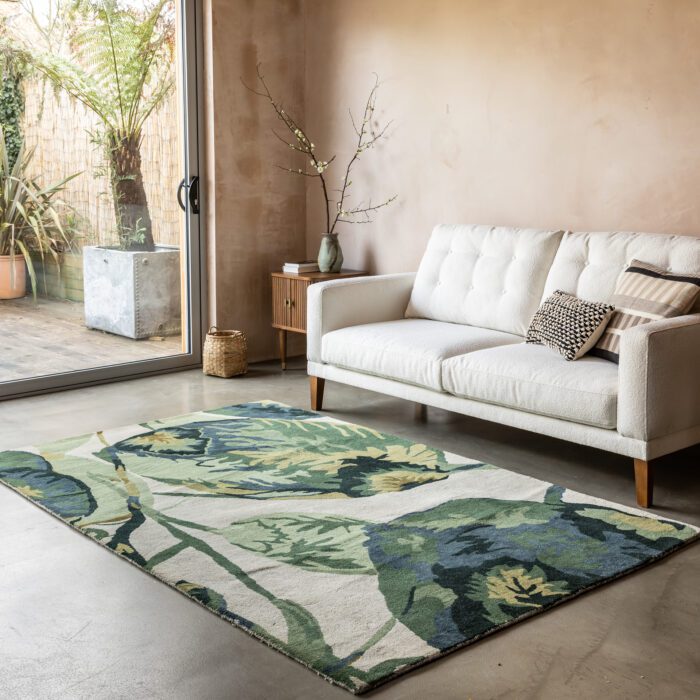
[271, 270, 366, 369]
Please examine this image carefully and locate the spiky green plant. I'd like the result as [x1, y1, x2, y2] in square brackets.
[0, 127, 78, 298]
[25, 0, 175, 251]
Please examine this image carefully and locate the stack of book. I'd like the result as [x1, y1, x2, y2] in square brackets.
[282, 260, 319, 274]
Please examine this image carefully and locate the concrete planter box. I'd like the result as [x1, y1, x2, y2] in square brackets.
[83, 245, 181, 339]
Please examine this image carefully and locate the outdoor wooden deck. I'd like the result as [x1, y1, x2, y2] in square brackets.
[0, 297, 182, 383]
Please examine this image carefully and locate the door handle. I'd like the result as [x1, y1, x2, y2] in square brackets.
[188, 175, 200, 214]
[177, 177, 187, 212]
[176, 176, 200, 214]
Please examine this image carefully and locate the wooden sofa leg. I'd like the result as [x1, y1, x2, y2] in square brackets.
[414, 403, 427, 422]
[634, 459, 654, 508]
[310, 376, 325, 411]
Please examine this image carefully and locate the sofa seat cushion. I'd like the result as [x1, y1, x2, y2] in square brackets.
[321, 319, 522, 391]
[442, 343, 619, 428]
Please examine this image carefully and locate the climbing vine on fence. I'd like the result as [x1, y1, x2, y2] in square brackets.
[0, 69, 24, 169]
[0, 15, 30, 170]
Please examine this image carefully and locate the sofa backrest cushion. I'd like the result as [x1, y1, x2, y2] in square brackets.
[405, 224, 565, 336]
[542, 231, 700, 312]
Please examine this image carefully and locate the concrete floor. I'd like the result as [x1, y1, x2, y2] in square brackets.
[0, 359, 698, 700]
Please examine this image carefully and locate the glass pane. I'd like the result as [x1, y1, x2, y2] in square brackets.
[0, 0, 195, 387]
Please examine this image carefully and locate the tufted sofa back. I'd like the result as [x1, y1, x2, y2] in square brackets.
[405, 224, 564, 336]
[542, 231, 700, 312]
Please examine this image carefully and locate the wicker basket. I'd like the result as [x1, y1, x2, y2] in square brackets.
[203, 326, 248, 378]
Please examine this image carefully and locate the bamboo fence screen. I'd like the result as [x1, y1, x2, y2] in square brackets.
[22, 78, 181, 248]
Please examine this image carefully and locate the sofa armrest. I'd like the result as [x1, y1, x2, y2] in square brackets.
[618, 314, 700, 442]
[307, 273, 416, 363]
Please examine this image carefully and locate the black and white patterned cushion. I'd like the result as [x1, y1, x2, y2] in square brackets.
[526, 291, 615, 361]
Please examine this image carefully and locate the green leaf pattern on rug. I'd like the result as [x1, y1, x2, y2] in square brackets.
[365, 488, 696, 650]
[220, 514, 375, 574]
[0, 450, 95, 521]
[99, 411, 479, 500]
[467, 564, 570, 625]
[0, 402, 697, 694]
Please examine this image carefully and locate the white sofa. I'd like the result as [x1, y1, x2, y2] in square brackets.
[307, 225, 700, 508]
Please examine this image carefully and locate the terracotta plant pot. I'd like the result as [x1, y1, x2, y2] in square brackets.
[0, 254, 27, 299]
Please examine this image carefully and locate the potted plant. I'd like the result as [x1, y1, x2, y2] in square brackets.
[249, 65, 397, 272]
[24, 0, 180, 338]
[0, 128, 75, 300]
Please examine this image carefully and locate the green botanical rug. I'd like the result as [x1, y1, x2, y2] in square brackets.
[0, 402, 697, 693]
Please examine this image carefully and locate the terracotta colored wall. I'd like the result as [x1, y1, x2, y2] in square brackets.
[204, 0, 306, 361]
[204, 1, 700, 359]
[303, 0, 700, 273]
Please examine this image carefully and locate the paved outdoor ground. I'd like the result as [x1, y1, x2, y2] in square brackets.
[0, 297, 182, 382]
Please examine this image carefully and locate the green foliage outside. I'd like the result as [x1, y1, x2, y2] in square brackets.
[0, 126, 78, 298]
[0, 71, 24, 170]
[0, 16, 27, 172]
[11, 0, 175, 251]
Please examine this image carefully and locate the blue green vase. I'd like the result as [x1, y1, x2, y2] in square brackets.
[317, 233, 343, 273]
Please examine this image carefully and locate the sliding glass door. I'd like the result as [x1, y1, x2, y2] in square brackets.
[0, 0, 203, 399]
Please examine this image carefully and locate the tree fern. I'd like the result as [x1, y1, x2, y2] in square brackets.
[19, 0, 176, 250]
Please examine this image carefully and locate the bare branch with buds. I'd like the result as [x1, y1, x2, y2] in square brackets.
[244, 65, 397, 236]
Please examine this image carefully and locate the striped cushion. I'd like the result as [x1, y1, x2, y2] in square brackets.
[592, 259, 700, 363]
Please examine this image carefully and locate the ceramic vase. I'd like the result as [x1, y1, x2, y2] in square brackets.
[317, 233, 343, 273]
